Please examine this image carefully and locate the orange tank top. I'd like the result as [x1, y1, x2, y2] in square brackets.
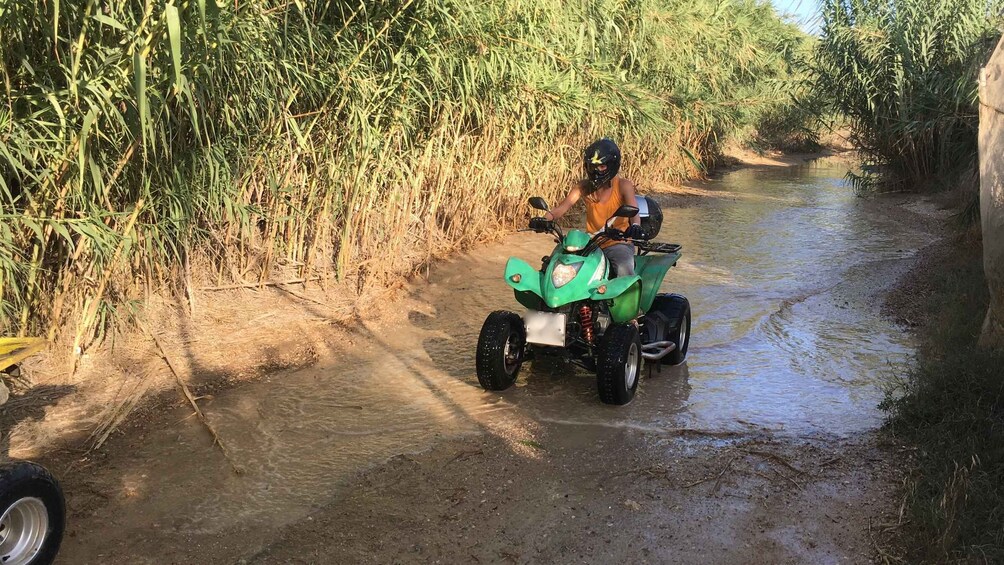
[585, 177, 630, 248]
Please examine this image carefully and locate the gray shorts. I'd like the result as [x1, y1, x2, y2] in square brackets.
[603, 243, 636, 278]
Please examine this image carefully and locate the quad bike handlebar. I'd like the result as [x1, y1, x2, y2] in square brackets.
[526, 217, 564, 243]
[523, 217, 681, 255]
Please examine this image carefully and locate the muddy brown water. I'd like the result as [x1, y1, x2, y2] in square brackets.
[56, 159, 936, 563]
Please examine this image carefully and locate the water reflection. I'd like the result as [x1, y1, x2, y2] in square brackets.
[657, 160, 934, 435]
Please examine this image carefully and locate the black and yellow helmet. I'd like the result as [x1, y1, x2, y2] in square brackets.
[583, 138, 621, 189]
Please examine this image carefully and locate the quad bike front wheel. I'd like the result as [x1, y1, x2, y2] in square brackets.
[597, 323, 642, 405]
[0, 461, 65, 565]
[476, 311, 526, 391]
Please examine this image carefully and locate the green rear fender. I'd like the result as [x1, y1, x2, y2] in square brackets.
[635, 252, 681, 313]
[591, 275, 641, 323]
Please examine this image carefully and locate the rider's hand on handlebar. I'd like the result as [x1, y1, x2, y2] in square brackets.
[625, 224, 647, 240]
[604, 226, 624, 239]
[529, 217, 554, 233]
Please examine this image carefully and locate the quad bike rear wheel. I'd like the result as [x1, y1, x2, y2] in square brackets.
[597, 323, 642, 405]
[0, 461, 65, 565]
[476, 311, 526, 391]
[653, 294, 691, 366]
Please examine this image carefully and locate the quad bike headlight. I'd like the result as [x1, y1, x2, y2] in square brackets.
[551, 261, 582, 288]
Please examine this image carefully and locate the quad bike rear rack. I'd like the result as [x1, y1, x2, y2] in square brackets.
[636, 241, 682, 255]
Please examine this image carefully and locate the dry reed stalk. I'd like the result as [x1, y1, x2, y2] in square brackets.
[144, 323, 244, 475]
[273, 284, 327, 307]
[197, 276, 325, 291]
[741, 448, 806, 476]
[89, 369, 154, 450]
[71, 199, 144, 361]
[46, 236, 94, 342]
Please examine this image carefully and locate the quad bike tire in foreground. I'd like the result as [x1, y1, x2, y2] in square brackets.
[476, 196, 691, 405]
[0, 338, 66, 565]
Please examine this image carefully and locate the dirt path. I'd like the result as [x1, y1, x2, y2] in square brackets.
[246, 430, 902, 565]
[29, 156, 939, 564]
[50, 384, 905, 564]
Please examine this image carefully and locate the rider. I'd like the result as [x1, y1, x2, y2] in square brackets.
[535, 138, 644, 277]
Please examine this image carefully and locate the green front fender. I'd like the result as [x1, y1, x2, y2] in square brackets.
[590, 275, 642, 323]
[504, 257, 544, 309]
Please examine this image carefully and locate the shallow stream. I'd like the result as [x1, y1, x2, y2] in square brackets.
[58, 158, 939, 562]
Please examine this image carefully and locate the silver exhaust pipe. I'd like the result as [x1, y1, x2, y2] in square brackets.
[641, 340, 676, 361]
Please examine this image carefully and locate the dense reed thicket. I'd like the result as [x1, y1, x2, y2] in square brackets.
[814, 0, 1002, 188]
[816, 1, 1004, 559]
[882, 243, 1004, 562]
[0, 0, 808, 348]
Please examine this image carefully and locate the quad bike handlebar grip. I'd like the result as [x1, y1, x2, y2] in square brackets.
[528, 217, 555, 232]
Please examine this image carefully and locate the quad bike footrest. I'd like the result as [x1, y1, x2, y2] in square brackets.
[641, 340, 677, 361]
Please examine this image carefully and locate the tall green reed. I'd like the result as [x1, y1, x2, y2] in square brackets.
[1, 0, 808, 347]
[814, 0, 1003, 187]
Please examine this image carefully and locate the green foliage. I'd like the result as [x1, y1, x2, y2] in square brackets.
[0, 0, 809, 339]
[749, 84, 824, 153]
[814, 0, 1002, 187]
[884, 243, 1004, 561]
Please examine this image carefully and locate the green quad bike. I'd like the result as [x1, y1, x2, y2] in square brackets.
[476, 196, 691, 405]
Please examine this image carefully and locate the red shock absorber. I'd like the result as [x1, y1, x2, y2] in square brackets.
[579, 305, 595, 345]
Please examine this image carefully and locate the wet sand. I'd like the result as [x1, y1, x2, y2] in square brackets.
[49, 158, 937, 563]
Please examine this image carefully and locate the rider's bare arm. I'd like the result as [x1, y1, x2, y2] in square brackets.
[544, 183, 583, 221]
[619, 178, 642, 226]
